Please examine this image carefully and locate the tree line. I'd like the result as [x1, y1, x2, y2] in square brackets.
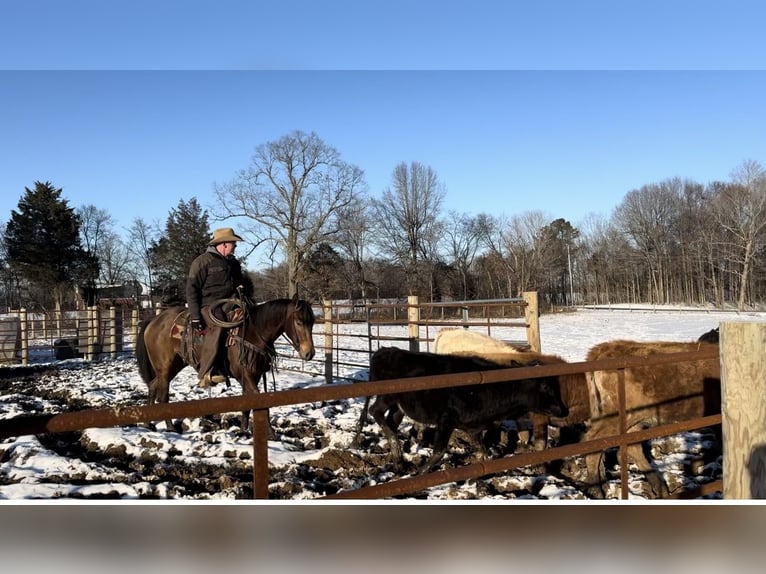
[2, 130, 766, 313]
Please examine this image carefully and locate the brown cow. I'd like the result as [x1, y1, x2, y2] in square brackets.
[366, 346, 569, 474]
[566, 338, 720, 498]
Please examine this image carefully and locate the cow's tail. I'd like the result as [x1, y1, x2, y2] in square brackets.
[136, 318, 155, 385]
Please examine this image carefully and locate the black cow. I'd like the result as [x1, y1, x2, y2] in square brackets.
[365, 346, 569, 474]
[697, 327, 719, 344]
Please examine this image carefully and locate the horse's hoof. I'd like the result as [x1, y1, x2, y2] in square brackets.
[164, 420, 183, 433]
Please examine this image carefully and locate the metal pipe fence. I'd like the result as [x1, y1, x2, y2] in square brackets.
[0, 348, 722, 500]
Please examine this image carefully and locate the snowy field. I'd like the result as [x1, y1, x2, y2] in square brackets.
[1, 305, 764, 501]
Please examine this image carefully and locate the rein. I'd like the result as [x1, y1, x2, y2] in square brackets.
[227, 301, 286, 377]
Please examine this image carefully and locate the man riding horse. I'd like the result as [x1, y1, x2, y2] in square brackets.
[186, 227, 254, 388]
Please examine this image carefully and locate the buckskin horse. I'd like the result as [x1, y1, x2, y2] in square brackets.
[136, 294, 316, 433]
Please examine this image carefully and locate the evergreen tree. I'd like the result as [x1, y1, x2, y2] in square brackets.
[4, 181, 95, 310]
[150, 198, 211, 304]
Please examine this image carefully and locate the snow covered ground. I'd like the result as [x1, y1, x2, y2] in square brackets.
[0, 305, 763, 501]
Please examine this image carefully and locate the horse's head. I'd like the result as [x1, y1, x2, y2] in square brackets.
[283, 295, 317, 361]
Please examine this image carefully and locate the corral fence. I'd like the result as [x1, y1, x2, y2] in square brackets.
[0, 294, 540, 385]
[3, 294, 763, 499]
[0, 306, 142, 364]
[1, 320, 763, 499]
[0, 343, 728, 499]
[316, 292, 540, 384]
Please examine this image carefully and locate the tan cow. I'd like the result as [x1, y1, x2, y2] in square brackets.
[570, 338, 720, 498]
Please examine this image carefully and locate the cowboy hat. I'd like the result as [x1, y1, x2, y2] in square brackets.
[208, 227, 244, 245]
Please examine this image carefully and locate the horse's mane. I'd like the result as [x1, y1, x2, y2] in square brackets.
[251, 298, 289, 330]
[292, 298, 315, 323]
[250, 298, 315, 331]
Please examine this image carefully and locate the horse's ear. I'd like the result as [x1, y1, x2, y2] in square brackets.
[291, 293, 298, 304]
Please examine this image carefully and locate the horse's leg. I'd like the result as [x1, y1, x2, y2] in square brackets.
[139, 309, 190, 433]
[147, 375, 179, 432]
[148, 358, 185, 433]
[238, 371, 275, 439]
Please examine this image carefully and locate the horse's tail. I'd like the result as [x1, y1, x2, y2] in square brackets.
[136, 318, 155, 385]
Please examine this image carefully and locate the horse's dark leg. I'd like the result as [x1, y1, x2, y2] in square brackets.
[238, 373, 276, 440]
[261, 372, 269, 393]
[147, 360, 185, 433]
[146, 376, 175, 431]
[241, 408, 276, 440]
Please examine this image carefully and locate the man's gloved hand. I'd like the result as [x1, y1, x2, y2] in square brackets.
[191, 319, 206, 334]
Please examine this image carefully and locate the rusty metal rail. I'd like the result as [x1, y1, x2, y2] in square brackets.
[326, 414, 723, 499]
[0, 347, 720, 500]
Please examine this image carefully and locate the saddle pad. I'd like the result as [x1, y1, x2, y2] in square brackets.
[170, 323, 184, 340]
[170, 310, 189, 340]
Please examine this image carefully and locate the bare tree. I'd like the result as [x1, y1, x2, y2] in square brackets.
[213, 130, 366, 297]
[537, 218, 579, 305]
[125, 217, 160, 308]
[443, 211, 482, 300]
[475, 213, 515, 297]
[77, 205, 112, 254]
[613, 179, 683, 303]
[578, 212, 634, 305]
[713, 160, 766, 310]
[335, 196, 374, 300]
[77, 204, 133, 286]
[474, 211, 550, 298]
[96, 231, 133, 285]
[372, 161, 446, 296]
[676, 180, 714, 305]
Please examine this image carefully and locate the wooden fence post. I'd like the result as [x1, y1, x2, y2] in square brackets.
[108, 306, 117, 359]
[523, 291, 541, 352]
[132, 308, 139, 353]
[407, 295, 419, 352]
[720, 321, 766, 499]
[323, 300, 333, 384]
[19, 308, 28, 365]
[86, 306, 95, 361]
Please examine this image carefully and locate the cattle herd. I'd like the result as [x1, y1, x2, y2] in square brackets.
[357, 327, 721, 499]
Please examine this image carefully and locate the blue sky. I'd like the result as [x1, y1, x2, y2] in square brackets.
[2, 1, 766, 266]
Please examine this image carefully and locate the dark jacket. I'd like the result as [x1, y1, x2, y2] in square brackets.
[186, 246, 253, 322]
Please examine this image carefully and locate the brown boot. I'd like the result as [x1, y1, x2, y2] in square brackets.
[197, 325, 223, 387]
[198, 371, 213, 388]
